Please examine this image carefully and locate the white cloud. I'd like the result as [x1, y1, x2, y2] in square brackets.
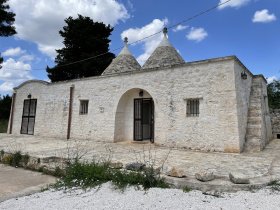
[252, 9, 277, 23]
[2, 47, 25, 57]
[121, 18, 168, 65]
[267, 76, 278, 84]
[18, 54, 35, 62]
[218, 0, 250, 10]
[0, 58, 33, 94]
[9, 0, 130, 58]
[172, 24, 188, 32]
[186, 27, 208, 42]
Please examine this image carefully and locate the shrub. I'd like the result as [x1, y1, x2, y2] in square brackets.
[55, 160, 169, 190]
[0, 151, 30, 167]
[0, 149, 4, 161]
[22, 153, 30, 165]
[268, 180, 280, 191]
[1, 154, 13, 165]
[11, 151, 22, 167]
[183, 186, 192, 193]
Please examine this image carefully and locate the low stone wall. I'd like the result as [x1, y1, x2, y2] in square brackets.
[270, 109, 280, 139]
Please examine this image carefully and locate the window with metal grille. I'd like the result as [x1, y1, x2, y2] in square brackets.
[80, 100, 89, 115]
[186, 99, 199, 117]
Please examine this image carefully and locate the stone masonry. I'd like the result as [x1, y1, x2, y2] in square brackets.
[244, 76, 272, 152]
[270, 109, 280, 139]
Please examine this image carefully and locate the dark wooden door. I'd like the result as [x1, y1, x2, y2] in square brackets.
[134, 98, 154, 142]
[21, 99, 37, 135]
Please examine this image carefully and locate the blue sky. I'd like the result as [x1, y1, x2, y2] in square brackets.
[0, 0, 279, 95]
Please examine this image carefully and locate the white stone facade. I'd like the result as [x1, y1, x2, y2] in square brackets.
[7, 56, 272, 153]
[270, 109, 280, 139]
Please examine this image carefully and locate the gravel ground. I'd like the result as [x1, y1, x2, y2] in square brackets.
[0, 183, 280, 210]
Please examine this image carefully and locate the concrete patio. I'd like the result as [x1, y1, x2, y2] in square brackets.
[0, 133, 280, 192]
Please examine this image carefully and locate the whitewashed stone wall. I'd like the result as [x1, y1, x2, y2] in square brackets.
[260, 76, 273, 146]
[270, 109, 280, 139]
[9, 57, 263, 153]
[233, 61, 253, 152]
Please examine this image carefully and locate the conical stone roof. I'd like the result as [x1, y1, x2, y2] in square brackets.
[102, 37, 141, 75]
[142, 28, 185, 69]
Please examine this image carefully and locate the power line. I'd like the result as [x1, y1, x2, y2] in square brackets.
[0, 0, 232, 72]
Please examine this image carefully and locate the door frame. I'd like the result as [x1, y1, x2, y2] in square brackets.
[133, 98, 154, 142]
[20, 98, 37, 135]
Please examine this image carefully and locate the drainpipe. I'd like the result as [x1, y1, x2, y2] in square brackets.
[67, 85, 74, 140]
[8, 91, 16, 134]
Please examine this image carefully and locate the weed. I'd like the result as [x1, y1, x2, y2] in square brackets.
[268, 180, 280, 191]
[38, 166, 44, 172]
[53, 166, 65, 177]
[0, 149, 4, 161]
[1, 154, 13, 165]
[183, 186, 192, 193]
[55, 159, 169, 191]
[12, 151, 22, 167]
[22, 153, 30, 165]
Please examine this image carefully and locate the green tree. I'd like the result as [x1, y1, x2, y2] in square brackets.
[0, 94, 12, 119]
[0, 0, 16, 68]
[47, 15, 115, 82]
[267, 79, 280, 109]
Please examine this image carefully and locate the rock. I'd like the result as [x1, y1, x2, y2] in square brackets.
[195, 170, 215, 182]
[229, 172, 250, 184]
[166, 167, 186, 178]
[109, 162, 123, 169]
[125, 162, 146, 171]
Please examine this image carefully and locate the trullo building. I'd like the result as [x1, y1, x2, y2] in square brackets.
[7, 28, 273, 153]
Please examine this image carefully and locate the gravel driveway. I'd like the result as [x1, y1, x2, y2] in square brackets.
[1, 183, 280, 210]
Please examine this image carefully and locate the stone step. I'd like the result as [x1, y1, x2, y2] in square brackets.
[252, 79, 261, 83]
[251, 81, 262, 85]
[243, 144, 261, 153]
[249, 98, 262, 103]
[252, 84, 262, 87]
[251, 86, 262, 91]
[251, 91, 262, 96]
[248, 109, 262, 117]
[249, 103, 262, 109]
[250, 97, 262, 101]
[247, 124, 261, 129]
[246, 132, 262, 138]
[247, 117, 262, 124]
[246, 136, 261, 143]
[243, 137, 262, 152]
[246, 127, 262, 136]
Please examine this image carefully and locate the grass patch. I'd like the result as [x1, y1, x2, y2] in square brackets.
[0, 119, 8, 133]
[268, 180, 280, 191]
[55, 159, 169, 191]
[182, 186, 192, 193]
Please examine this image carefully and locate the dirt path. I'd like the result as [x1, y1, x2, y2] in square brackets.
[0, 164, 56, 202]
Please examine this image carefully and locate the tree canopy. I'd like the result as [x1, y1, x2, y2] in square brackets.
[267, 79, 280, 109]
[47, 15, 115, 82]
[0, 94, 11, 119]
[0, 0, 16, 68]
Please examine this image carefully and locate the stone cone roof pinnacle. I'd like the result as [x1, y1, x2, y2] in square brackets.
[102, 37, 141, 75]
[142, 27, 185, 69]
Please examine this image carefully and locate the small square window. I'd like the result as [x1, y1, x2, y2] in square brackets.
[186, 99, 199, 117]
[80, 100, 89, 115]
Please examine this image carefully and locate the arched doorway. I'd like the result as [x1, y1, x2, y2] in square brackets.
[114, 88, 154, 143]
